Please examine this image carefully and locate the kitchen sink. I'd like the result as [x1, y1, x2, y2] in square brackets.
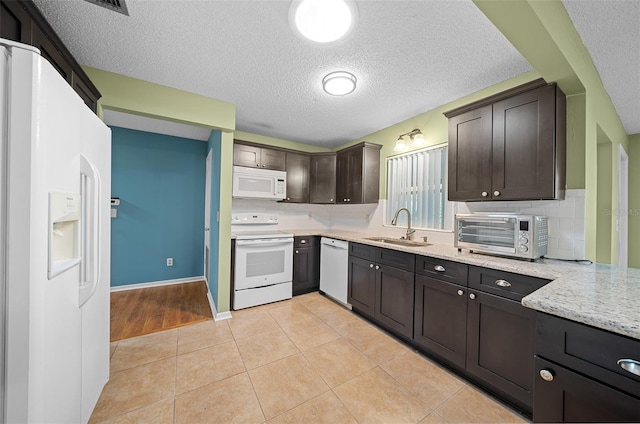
[363, 237, 430, 247]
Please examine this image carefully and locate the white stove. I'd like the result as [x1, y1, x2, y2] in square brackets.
[232, 213, 293, 309]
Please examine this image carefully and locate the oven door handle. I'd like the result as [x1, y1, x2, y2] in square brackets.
[236, 239, 293, 247]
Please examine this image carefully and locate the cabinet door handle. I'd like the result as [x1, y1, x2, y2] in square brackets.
[457, 290, 464, 296]
[493, 190, 501, 196]
[347, 198, 351, 202]
[481, 191, 488, 197]
[539, 369, 554, 382]
[617, 359, 640, 376]
[343, 198, 347, 202]
[262, 164, 266, 168]
[256, 163, 260, 167]
[287, 197, 291, 201]
[300, 240, 306, 244]
[495, 279, 511, 288]
[375, 265, 380, 270]
[330, 198, 334, 202]
[434, 265, 446, 272]
[295, 250, 299, 254]
[369, 264, 374, 268]
[469, 293, 476, 300]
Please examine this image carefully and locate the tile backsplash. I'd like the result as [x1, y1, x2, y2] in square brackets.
[458, 189, 586, 260]
[232, 189, 587, 260]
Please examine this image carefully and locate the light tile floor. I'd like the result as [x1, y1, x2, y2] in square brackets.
[92, 292, 529, 423]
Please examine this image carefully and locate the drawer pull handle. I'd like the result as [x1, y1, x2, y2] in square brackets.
[375, 265, 380, 270]
[539, 369, 554, 382]
[369, 264, 374, 268]
[469, 293, 476, 300]
[457, 290, 464, 296]
[617, 359, 640, 376]
[434, 265, 446, 272]
[300, 240, 306, 244]
[495, 279, 511, 288]
[295, 250, 299, 254]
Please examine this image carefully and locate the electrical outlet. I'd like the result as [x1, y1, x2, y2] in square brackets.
[166, 258, 173, 267]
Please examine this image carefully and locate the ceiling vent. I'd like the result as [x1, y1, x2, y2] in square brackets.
[84, 0, 129, 16]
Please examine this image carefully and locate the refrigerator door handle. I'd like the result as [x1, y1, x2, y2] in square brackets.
[79, 154, 101, 307]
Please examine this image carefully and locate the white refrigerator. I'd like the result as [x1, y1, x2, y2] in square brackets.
[1, 39, 111, 423]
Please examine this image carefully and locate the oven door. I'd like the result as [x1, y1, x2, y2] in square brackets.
[456, 216, 517, 254]
[234, 238, 293, 290]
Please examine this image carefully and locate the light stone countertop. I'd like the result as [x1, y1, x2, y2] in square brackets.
[277, 229, 640, 341]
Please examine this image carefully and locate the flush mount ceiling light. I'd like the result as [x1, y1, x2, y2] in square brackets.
[394, 129, 425, 151]
[322, 71, 357, 96]
[289, 0, 358, 43]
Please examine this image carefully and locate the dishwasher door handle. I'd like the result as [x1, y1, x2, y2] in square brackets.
[323, 243, 348, 250]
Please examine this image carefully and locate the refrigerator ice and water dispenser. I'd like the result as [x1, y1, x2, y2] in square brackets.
[48, 192, 81, 279]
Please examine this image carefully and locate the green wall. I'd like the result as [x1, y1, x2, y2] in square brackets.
[628, 134, 640, 268]
[596, 132, 613, 264]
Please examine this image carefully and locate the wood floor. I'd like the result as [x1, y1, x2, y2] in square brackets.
[110, 281, 213, 342]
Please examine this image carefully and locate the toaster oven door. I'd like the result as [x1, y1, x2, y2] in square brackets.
[456, 216, 517, 254]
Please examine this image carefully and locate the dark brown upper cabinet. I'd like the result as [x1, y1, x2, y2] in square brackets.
[233, 142, 286, 171]
[335, 142, 381, 204]
[283, 152, 310, 203]
[0, 0, 101, 113]
[309, 153, 336, 204]
[445, 79, 566, 202]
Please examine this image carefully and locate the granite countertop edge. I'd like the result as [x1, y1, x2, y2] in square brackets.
[231, 229, 640, 341]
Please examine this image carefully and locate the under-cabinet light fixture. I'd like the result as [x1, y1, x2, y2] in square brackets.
[394, 129, 425, 151]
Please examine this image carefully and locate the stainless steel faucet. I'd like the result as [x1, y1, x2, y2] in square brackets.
[391, 207, 415, 240]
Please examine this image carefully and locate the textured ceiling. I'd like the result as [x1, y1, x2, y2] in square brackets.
[32, 0, 533, 147]
[563, 0, 640, 136]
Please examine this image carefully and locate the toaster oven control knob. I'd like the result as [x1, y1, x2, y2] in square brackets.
[520, 236, 528, 244]
[519, 244, 529, 253]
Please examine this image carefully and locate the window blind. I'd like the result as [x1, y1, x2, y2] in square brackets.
[386, 145, 448, 229]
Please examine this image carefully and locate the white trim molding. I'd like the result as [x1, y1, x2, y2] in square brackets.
[110, 276, 205, 292]
[208, 292, 232, 321]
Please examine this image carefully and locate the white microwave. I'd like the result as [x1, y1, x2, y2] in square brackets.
[232, 166, 286, 200]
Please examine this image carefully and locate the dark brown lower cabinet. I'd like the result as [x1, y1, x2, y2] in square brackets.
[534, 313, 640, 422]
[466, 289, 536, 413]
[534, 356, 640, 423]
[347, 255, 375, 318]
[348, 244, 415, 339]
[374, 264, 414, 340]
[292, 236, 319, 296]
[414, 275, 467, 369]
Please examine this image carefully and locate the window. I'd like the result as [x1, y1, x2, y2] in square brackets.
[386, 145, 448, 230]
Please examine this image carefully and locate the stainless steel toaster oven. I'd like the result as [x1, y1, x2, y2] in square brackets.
[455, 213, 548, 260]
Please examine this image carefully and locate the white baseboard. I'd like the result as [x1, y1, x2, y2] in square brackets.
[110, 276, 205, 292]
[208, 291, 232, 321]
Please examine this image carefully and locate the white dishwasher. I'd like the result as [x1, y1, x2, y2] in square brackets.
[319, 237, 350, 306]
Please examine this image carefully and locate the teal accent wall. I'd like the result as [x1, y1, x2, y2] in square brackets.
[207, 130, 222, 306]
[110, 126, 207, 286]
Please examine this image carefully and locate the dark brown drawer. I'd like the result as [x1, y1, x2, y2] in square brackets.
[294, 235, 316, 248]
[536, 313, 640, 399]
[349, 242, 376, 261]
[468, 266, 549, 301]
[376, 248, 415, 272]
[416, 256, 468, 286]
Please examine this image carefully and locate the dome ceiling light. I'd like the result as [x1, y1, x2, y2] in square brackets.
[322, 71, 357, 96]
[289, 0, 357, 43]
